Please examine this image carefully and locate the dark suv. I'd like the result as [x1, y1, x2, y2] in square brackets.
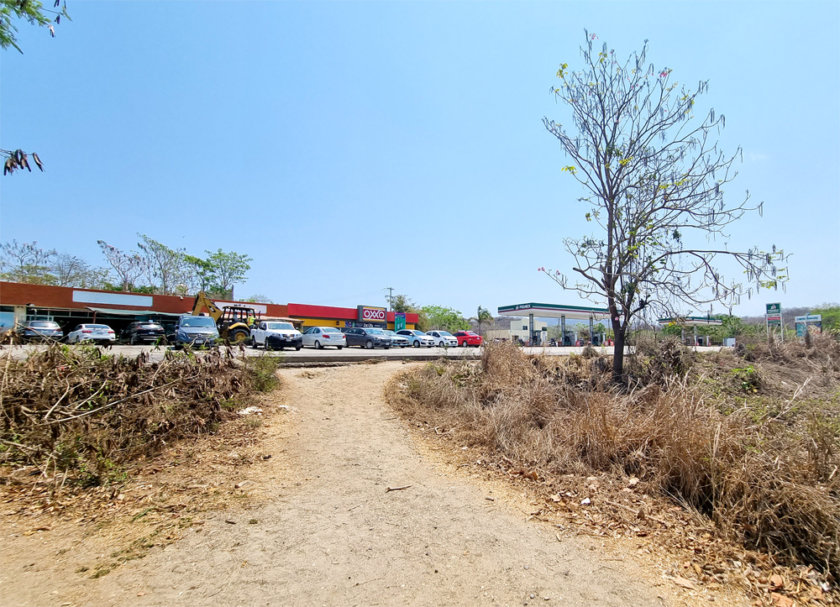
[121, 321, 166, 345]
[342, 327, 391, 349]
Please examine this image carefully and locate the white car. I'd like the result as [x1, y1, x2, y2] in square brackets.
[302, 326, 346, 349]
[66, 323, 116, 345]
[251, 320, 303, 349]
[396, 329, 435, 348]
[383, 329, 410, 347]
[426, 330, 458, 347]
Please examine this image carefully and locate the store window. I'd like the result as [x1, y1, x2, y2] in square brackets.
[0, 306, 15, 331]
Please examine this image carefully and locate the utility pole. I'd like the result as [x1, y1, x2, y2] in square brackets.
[384, 286, 394, 311]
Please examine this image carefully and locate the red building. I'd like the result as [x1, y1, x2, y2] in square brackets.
[0, 281, 417, 334]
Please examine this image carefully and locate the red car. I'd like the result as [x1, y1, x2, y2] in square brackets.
[455, 330, 483, 347]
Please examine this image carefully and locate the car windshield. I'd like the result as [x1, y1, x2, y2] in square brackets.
[437, 331, 453, 336]
[322, 327, 341, 333]
[267, 322, 294, 330]
[30, 321, 59, 329]
[138, 323, 162, 329]
[180, 316, 216, 328]
[414, 331, 427, 336]
[87, 325, 111, 330]
[366, 329, 385, 335]
[384, 330, 395, 335]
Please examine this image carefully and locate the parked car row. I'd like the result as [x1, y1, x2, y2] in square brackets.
[15, 319, 171, 346]
[13, 318, 485, 350]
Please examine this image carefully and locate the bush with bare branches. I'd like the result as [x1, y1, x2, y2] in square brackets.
[0, 345, 276, 489]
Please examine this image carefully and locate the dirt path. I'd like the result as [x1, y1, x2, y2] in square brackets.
[3, 362, 686, 606]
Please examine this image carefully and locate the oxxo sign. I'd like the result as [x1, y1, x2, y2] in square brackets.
[358, 305, 387, 324]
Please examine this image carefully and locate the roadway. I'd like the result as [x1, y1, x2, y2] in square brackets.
[1, 343, 723, 364]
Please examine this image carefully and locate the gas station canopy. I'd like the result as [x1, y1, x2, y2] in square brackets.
[498, 302, 609, 320]
[657, 316, 723, 327]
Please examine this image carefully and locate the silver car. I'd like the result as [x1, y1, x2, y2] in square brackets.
[19, 319, 63, 342]
[396, 329, 434, 348]
[383, 329, 410, 348]
[302, 326, 347, 349]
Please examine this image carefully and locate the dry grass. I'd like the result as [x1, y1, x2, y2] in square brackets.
[0, 343, 279, 491]
[387, 337, 840, 585]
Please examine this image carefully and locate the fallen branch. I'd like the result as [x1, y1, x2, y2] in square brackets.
[42, 375, 197, 425]
[385, 485, 412, 493]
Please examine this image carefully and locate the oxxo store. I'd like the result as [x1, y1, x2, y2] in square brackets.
[286, 303, 418, 331]
[0, 281, 418, 335]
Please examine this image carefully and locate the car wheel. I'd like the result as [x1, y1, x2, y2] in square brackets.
[295, 345, 301, 351]
[365, 340, 374, 349]
[264, 341, 273, 351]
[315, 340, 322, 349]
[337, 346, 343, 350]
[413, 340, 419, 348]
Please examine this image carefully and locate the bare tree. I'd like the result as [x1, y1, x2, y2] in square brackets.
[137, 234, 187, 295]
[0, 239, 56, 283]
[97, 240, 146, 291]
[52, 253, 107, 288]
[542, 32, 787, 380]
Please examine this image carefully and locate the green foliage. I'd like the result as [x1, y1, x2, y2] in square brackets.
[1, 1, 70, 177]
[421, 305, 470, 333]
[731, 365, 760, 393]
[0, 0, 69, 53]
[203, 249, 252, 298]
[391, 294, 416, 314]
[811, 305, 840, 333]
[245, 356, 280, 392]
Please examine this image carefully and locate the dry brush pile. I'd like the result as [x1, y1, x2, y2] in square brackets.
[0, 344, 278, 490]
[388, 336, 840, 585]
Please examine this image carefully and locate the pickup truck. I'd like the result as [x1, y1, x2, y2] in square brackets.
[250, 320, 303, 350]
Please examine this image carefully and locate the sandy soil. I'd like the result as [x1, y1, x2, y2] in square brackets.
[1, 361, 737, 606]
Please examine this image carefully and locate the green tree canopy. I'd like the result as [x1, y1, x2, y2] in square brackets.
[202, 249, 252, 299]
[421, 305, 470, 333]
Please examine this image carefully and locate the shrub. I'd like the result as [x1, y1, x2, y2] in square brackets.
[0, 344, 268, 488]
[388, 341, 840, 577]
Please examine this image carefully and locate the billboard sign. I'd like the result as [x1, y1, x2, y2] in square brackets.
[794, 315, 822, 338]
[395, 312, 406, 332]
[358, 305, 387, 324]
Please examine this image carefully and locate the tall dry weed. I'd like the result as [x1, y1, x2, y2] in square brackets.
[388, 340, 840, 577]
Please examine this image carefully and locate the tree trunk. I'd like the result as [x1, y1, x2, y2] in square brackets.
[612, 321, 626, 383]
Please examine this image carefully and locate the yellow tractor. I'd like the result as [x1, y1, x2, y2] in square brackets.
[191, 292, 259, 344]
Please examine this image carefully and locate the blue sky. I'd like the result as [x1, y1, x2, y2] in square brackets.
[2, 0, 838, 319]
